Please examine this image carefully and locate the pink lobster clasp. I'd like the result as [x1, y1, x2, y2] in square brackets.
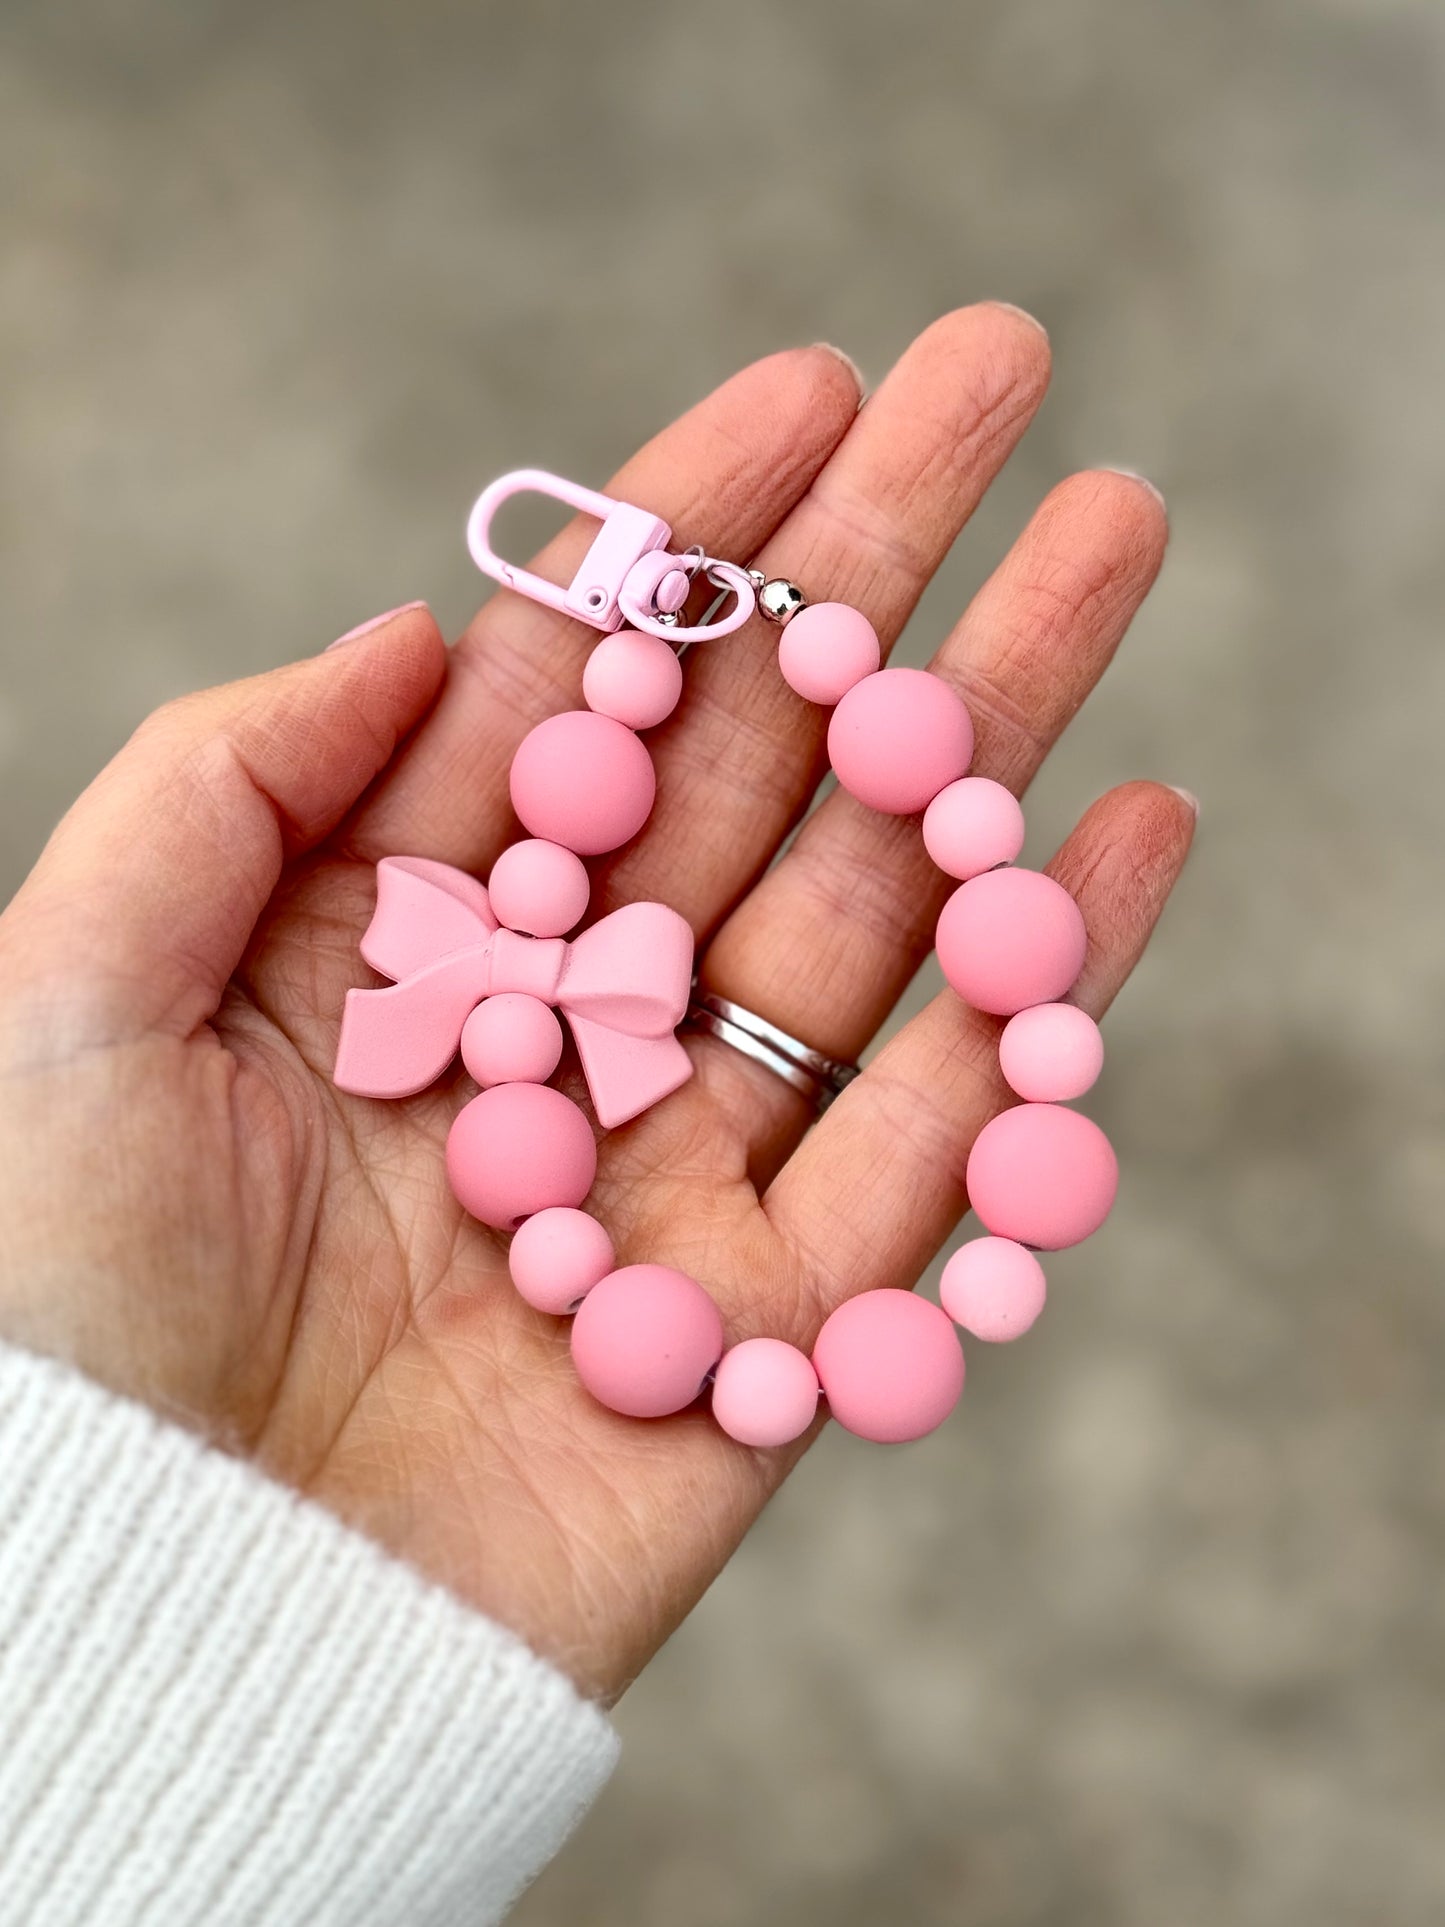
[465, 468, 756, 643]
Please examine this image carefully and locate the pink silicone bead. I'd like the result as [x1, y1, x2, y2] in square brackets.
[582, 631, 684, 730]
[936, 868, 1087, 1016]
[487, 838, 590, 938]
[711, 1338, 820, 1448]
[509, 709, 656, 856]
[776, 602, 881, 706]
[922, 776, 1026, 880]
[446, 1083, 597, 1231]
[966, 1102, 1118, 1250]
[998, 1003, 1104, 1102]
[459, 993, 563, 1088]
[827, 668, 974, 816]
[940, 1238, 1047, 1341]
[508, 1206, 615, 1315]
[570, 1265, 725, 1418]
[811, 1290, 965, 1443]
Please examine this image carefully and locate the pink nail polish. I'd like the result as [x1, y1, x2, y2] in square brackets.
[325, 600, 429, 652]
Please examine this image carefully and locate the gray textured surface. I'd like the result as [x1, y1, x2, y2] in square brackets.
[3, 3, 1444, 1922]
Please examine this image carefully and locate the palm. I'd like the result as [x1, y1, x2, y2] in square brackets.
[224, 848, 784, 1699]
[0, 309, 1191, 1703]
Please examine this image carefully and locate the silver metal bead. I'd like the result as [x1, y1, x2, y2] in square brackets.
[758, 578, 808, 626]
[745, 567, 767, 591]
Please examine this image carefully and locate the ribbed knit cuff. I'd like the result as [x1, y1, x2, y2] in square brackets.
[0, 1341, 618, 1925]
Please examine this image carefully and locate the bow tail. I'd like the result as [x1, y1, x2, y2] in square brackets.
[333, 953, 488, 1099]
[569, 1016, 694, 1130]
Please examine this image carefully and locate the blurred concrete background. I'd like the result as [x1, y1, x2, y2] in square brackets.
[3, 1, 1444, 1921]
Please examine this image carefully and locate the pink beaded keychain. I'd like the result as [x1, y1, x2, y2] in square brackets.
[333, 471, 1118, 1449]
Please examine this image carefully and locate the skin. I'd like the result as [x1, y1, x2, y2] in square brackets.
[0, 306, 1192, 1704]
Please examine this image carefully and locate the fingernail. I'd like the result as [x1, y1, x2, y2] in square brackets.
[989, 301, 1049, 341]
[1167, 785, 1200, 818]
[325, 600, 429, 652]
[1102, 468, 1167, 510]
[812, 341, 868, 403]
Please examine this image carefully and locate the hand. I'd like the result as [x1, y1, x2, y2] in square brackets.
[0, 307, 1191, 1702]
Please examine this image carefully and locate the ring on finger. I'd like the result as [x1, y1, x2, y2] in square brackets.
[685, 990, 860, 1112]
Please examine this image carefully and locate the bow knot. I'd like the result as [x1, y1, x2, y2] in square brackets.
[333, 856, 695, 1129]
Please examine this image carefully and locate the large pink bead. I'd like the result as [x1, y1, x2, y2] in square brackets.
[776, 602, 881, 706]
[582, 631, 684, 730]
[487, 838, 590, 937]
[998, 1002, 1103, 1102]
[966, 1102, 1118, 1249]
[922, 776, 1026, 880]
[811, 1290, 964, 1443]
[446, 1084, 597, 1231]
[827, 668, 974, 815]
[940, 1238, 1047, 1341]
[711, 1337, 820, 1447]
[936, 868, 1087, 1016]
[509, 710, 656, 856]
[570, 1265, 725, 1419]
[460, 993, 563, 1088]
[508, 1206, 615, 1315]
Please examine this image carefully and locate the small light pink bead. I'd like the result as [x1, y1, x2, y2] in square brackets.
[998, 1003, 1104, 1102]
[487, 838, 590, 937]
[446, 1084, 597, 1231]
[966, 1102, 1118, 1250]
[711, 1338, 820, 1447]
[922, 777, 1026, 880]
[776, 602, 882, 706]
[508, 1206, 615, 1315]
[570, 1265, 725, 1418]
[940, 1238, 1047, 1342]
[936, 868, 1087, 1016]
[509, 709, 656, 856]
[582, 631, 684, 731]
[811, 1290, 965, 1443]
[827, 668, 974, 816]
[459, 993, 563, 1088]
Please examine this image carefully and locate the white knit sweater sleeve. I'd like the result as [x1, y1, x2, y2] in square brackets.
[0, 1340, 619, 1925]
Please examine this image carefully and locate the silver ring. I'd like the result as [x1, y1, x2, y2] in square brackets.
[685, 991, 860, 1111]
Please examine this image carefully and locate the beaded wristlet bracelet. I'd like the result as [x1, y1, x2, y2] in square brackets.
[333, 472, 1117, 1448]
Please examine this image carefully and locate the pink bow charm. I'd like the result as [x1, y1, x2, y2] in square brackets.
[333, 856, 694, 1129]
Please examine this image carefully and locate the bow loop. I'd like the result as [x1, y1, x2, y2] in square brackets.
[560, 901, 694, 1035]
[360, 856, 496, 980]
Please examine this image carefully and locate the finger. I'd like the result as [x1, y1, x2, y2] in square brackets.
[762, 781, 1196, 1326]
[598, 302, 1052, 931]
[344, 345, 864, 866]
[696, 469, 1168, 1172]
[0, 605, 446, 1043]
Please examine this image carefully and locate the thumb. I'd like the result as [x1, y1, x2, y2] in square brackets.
[0, 603, 446, 1043]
